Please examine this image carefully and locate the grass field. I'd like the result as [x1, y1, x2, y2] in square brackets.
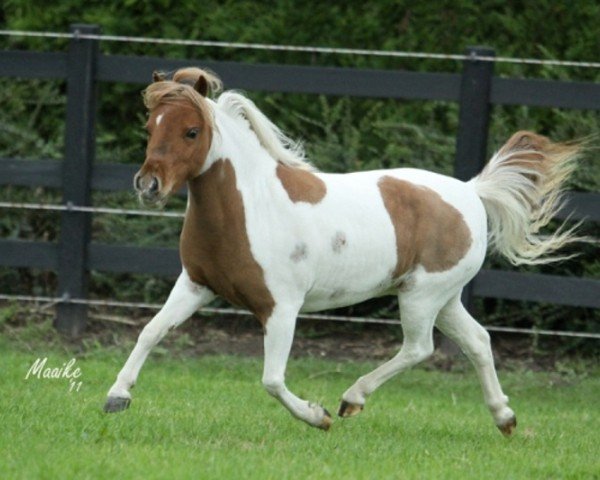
[1, 329, 599, 480]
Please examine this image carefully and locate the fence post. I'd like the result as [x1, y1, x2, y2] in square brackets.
[54, 24, 100, 336]
[454, 46, 495, 314]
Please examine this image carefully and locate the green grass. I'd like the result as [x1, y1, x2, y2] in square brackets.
[1, 338, 599, 480]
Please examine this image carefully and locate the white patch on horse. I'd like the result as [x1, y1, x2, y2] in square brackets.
[329, 288, 346, 299]
[331, 231, 347, 253]
[290, 242, 308, 262]
[156, 113, 164, 126]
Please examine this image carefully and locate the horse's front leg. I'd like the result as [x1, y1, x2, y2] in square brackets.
[104, 271, 215, 413]
[262, 304, 332, 430]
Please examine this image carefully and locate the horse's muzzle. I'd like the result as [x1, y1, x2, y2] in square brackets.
[134, 172, 163, 206]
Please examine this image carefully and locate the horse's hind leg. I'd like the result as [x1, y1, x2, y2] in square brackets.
[339, 292, 441, 418]
[435, 293, 516, 435]
[104, 271, 215, 413]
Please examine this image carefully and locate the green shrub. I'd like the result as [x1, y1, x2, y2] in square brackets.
[1, 1, 598, 351]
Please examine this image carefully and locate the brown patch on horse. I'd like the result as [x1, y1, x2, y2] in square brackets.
[276, 163, 326, 204]
[180, 158, 275, 325]
[378, 176, 472, 276]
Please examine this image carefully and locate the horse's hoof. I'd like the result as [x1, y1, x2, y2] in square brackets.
[338, 400, 364, 418]
[497, 415, 517, 436]
[104, 396, 131, 413]
[318, 408, 333, 431]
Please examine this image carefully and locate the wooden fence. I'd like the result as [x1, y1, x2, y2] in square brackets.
[1, 24, 599, 336]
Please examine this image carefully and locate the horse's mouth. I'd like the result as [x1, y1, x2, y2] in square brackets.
[138, 191, 168, 209]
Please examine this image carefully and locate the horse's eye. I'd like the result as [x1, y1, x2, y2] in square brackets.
[186, 128, 199, 139]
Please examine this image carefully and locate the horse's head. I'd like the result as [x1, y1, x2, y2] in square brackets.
[134, 68, 221, 206]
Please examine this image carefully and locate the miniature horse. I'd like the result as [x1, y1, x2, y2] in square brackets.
[105, 67, 580, 434]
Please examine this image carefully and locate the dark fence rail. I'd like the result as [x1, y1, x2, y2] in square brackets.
[1, 24, 599, 335]
[3, 158, 597, 221]
[6, 49, 600, 107]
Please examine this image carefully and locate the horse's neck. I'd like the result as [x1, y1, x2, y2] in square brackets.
[187, 110, 276, 217]
[204, 108, 277, 185]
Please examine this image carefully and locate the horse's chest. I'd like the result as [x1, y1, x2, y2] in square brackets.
[180, 161, 275, 324]
[180, 223, 274, 322]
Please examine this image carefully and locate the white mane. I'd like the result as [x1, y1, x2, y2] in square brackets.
[216, 91, 316, 172]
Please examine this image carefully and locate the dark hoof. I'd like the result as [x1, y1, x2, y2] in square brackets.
[104, 396, 131, 413]
[318, 408, 333, 431]
[338, 400, 364, 418]
[497, 415, 517, 436]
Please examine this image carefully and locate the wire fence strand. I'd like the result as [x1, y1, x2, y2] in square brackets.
[0, 293, 598, 339]
[1, 200, 599, 339]
[0, 29, 598, 339]
[1, 29, 600, 69]
[0, 201, 185, 218]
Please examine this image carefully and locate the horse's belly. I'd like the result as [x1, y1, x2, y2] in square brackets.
[300, 230, 399, 312]
[301, 286, 395, 313]
[250, 172, 401, 312]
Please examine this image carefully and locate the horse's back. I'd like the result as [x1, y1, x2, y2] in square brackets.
[286, 167, 487, 312]
[316, 167, 486, 247]
[320, 167, 482, 220]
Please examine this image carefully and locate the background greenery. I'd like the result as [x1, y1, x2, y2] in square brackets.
[0, 1, 598, 351]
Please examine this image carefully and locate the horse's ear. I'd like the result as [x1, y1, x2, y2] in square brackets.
[152, 71, 166, 83]
[194, 75, 209, 97]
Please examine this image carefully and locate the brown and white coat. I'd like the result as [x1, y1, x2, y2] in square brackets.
[106, 68, 581, 435]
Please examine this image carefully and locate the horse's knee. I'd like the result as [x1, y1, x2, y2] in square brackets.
[417, 344, 434, 363]
[466, 328, 493, 366]
[407, 336, 434, 362]
[475, 327, 491, 346]
[403, 341, 434, 365]
[262, 376, 285, 397]
[138, 324, 163, 349]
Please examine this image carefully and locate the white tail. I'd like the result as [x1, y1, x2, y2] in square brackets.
[471, 131, 583, 265]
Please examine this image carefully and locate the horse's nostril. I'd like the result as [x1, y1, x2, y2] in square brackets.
[149, 176, 159, 193]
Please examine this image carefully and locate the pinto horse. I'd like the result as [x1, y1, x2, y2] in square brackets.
[105, 67, 581, 434]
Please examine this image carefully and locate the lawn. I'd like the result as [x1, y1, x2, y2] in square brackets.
[1, 330, 599, 480]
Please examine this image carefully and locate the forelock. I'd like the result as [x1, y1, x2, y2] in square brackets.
[143, 82, 213, 128]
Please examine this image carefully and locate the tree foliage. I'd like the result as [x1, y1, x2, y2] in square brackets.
[1, 1, 598, 348]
